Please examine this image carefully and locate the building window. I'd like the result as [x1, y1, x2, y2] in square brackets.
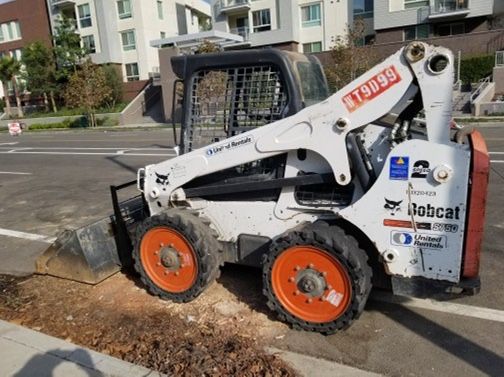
[404, 0, 429, 9]
[78, 4, 92, 28]
[303, 41, 322, 53]
[121, 30, 136, 51]
[157, 1, 164, 20]
[9, 48, 22, 61]
[354, 0, 374, 18]
[301, 4, 321, 27]
[355, 34, 375, 46]
[252, 9, 271, 32]
[125, 63, 139, 81]
[435, 22, 465, 36]
[82, 35, 96, 53]
[160, 31, 166, 39]
[117, 0, 132, 19]
[0, 21, 21, 44]
[404, 24, 429, 41]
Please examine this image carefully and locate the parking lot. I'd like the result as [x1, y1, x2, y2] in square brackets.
[0, 126, 503, 376]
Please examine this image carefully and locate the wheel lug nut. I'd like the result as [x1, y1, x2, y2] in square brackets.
[322, 271, 327, 277]
[288, 277, 295, 283]
[154, 251, 159, 255]
[169, 243, 174, 248]
[160, 243, 164, 247]
[308, 263, 314, 269]
[320, 296, 326, 302]
[326, 284, 332, 290]
[294, 290, 300, 296]
[294, 265, 301, 271]
[164, 270, 169, 275]
[180, 263, 185, 268]
[175, 271, 179, 276]
[306, 298, 313, 304]
[156, 262, 161, 266]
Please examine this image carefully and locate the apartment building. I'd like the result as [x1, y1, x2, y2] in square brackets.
[0, 0, 52, 99]
[45, 0, 211, 82]
[211, 0, 372, 53]
[373, 0, 504, 57]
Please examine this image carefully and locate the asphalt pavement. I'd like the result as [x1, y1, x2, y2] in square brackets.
[0, 127, 503, 376]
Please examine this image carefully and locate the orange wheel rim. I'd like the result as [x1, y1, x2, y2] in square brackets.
[140, 227, 198, 293]
[271, 246, 352, 323]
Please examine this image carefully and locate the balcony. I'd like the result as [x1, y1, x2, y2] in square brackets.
[216, 0, 251, 15]
[230, 26, 250, 41]
[51, 0, 75, 9]
[429, 0, 470, 19]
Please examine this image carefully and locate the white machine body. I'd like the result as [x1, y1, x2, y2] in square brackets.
[138, 43, 475, 284]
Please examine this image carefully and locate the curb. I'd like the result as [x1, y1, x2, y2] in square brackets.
[266, 347, 381, 377]
[0, 320, 164, 377]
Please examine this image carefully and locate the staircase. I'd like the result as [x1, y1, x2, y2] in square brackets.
[452, 90, 471, 116]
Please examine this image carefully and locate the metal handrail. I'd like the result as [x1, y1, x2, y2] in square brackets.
[470, 76, 492, 104]
[430, 0, 468, 14]
[230, 26, 250, 41]
[217, 0, 250, 10]
[496, 51, 504, 67]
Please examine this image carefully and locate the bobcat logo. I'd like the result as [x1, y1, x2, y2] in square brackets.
[384, 198, 403, 216]
[155, 172, 170, 186]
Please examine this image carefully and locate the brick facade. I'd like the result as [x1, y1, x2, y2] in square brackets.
[0, 0, 52, 55]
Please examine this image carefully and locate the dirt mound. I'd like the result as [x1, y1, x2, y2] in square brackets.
[0, 273, 295, 376]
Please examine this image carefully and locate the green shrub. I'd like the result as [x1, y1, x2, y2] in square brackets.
[460, 55, 494, 84]
[28, 117, 82, 130]
[96, 116, 119, 127]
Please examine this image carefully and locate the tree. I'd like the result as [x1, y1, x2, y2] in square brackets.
[195, 39, 221, 54]
[21, 42, 59, 113]
[64, 60, 112, 127]
[0, 56, 23, 118]
[325, 19, 377, 92]
[102, 64, 123, 109]
[53, 15, 87, 80]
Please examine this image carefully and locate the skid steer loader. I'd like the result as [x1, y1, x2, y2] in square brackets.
[37, 42, 489, 333]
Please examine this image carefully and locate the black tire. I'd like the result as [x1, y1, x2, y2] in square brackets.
[262, 222, 372, 334]
[133, 209, 221, 303]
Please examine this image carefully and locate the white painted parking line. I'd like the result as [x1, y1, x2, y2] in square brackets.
[0, 228, 56, 244]
[372, 291, 504, 323]
[491, 160, 504, 163]
[489, 152, 504, 155]
[0, 151, 175, 157]
[0, 142, 18, 146]
[0, 171, 32, 175]
[0, 147, 173, 150]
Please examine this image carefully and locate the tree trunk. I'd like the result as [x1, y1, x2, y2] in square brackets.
[43, 92, 49, 112]
[49, 91, 58, 113]
[1, 83, 11, 118]
[12, 78, 23, 118]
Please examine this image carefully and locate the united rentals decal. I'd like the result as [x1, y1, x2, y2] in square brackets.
[342, 66, 402, 113]
[206, 135, 254, 157]
[391, 231, 447, 250]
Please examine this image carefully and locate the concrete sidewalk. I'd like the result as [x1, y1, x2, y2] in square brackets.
[0, 320, 163, 377]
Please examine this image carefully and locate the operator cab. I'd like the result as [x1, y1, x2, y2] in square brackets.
[170, 49, 330, 154]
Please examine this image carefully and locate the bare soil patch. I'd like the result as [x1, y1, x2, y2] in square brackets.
[0, 266, 295, 376]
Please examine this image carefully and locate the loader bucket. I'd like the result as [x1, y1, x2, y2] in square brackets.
[36, 217, 122, 284]
[36, 182, 147, 284]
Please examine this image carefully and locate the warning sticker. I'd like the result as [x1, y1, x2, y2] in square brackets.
[389, 156, 409, 180]
[325, 289, 344, 307]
